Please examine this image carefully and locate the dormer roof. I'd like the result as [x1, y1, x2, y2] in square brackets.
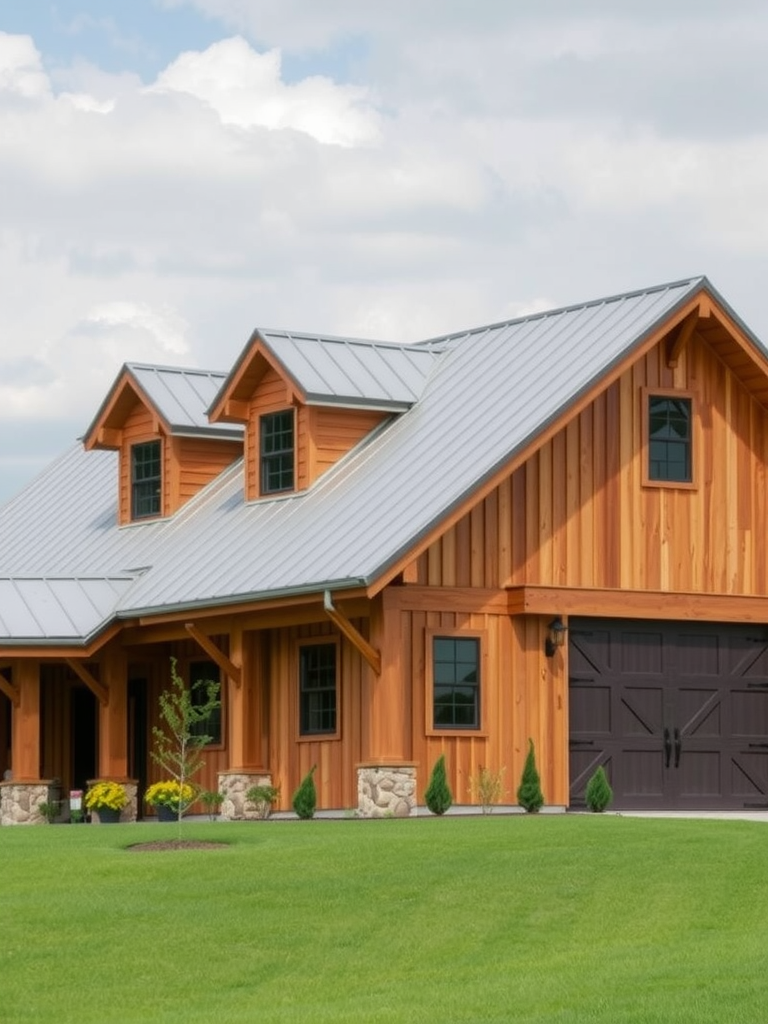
[208, 330, 439, 423]
[84, 363, 243, 449]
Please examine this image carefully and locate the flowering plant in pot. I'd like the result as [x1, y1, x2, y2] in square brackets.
[84, 781, 128, 822]
[144, 780, 195, 820]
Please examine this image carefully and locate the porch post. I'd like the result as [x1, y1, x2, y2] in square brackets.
[98, 647, 129, 779]
[12, 659, 40, 780]
[219, 629, 274, 820]
[357, 592, 417, 817]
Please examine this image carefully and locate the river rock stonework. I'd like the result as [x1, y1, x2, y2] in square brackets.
[218, 771, 274, 820]
[357, 764, 417, 818]
[0, 781, 61, 826]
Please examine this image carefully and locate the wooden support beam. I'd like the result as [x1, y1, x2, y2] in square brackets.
[184, 623, 242, 687]
[65, 659, 109, 706]
[508, 585, 768, 624]
[0, 671, 19, 708]
[96, 427, 121, 448]
[223, 398, 250, 422]
[666, 308, 699, 368]
[324, 591, 381, 675]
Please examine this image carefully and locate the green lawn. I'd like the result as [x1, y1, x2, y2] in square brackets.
[1, 815, 766, 1023]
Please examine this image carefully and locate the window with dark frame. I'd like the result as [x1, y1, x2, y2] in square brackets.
[299, 643, 337, 736]
[131, 440, 162, 519]
[433, 636, 480, 729]
[189, 660, 222, 745]
[648, 395, 692, 483]
[260, 410, 295, 494]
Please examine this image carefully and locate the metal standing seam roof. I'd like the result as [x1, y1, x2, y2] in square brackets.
[1, 275, 747, 641]
[0, 577, 136, 642]
[237, 330, 440, 410]
[85, 363, 244, 440]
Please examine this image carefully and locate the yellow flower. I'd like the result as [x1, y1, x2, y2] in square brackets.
[84, 781, 128, 811]
[144, 780, 195, 808]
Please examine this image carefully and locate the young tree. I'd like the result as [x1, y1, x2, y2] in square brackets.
[517, 739, 544, 813]
[151, 657, 221, 828]
[425, 754, 452, 815]
[292, 765, 317, 819]
[585, 765, 613, 812]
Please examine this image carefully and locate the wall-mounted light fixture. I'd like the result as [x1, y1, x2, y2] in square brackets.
[544, 617, 567, 657]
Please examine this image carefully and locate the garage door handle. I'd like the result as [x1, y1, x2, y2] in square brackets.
[664, 727, 672, 768]
[674, 727, 682, 768]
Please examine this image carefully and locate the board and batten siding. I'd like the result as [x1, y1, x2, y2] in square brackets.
[410, 334, 768, 598]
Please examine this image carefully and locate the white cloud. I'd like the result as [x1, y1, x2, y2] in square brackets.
[7, 5, 768, 501]
[0, 32, 50, 98]
[150, 36, 380, 146]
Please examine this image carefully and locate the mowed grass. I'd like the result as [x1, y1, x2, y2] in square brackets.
[1, 815, 766, 1023]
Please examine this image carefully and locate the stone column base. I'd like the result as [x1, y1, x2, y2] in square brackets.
[357, 763, 418, 818]
[0, 780, 61, 826]
[218, 770, 274, 820]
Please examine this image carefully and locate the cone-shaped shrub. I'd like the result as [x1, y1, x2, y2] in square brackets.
[292, 765, 317, 819]
[585, 765, 613, 812]
[424, 754, 452, 815]
[517, 739, 544, 813]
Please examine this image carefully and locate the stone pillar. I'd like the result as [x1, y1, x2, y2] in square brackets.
[218, 770, 274, 820]
[357, 763, 417, 818]
[0, 779, 61, 826]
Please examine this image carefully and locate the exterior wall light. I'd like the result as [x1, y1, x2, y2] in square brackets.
[545, 617, 567, 657]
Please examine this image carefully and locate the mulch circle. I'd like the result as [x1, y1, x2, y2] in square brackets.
[127, 839, 229, 852]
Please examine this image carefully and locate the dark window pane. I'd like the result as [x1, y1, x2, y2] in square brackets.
[189, 660, 221, 744]
[300, 644, 337, 735]
[432, 636, 480, 729]
[261, 410, 295, 493]
[131, 440, 161, 519]
[648, 396, 692, 482]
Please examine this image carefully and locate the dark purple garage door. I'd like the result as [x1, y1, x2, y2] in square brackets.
[568, 619, 768, 810]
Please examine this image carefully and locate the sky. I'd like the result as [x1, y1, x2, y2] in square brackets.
[3, 1, 768, 503]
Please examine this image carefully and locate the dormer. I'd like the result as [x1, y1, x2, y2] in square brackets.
[83, 364, 243, 525]
[208, 329, 437, 502]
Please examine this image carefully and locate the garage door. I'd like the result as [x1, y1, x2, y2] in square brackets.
[568, 618, 768, 811]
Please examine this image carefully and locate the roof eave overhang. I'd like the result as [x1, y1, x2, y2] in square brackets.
[123, 578, 371, 626]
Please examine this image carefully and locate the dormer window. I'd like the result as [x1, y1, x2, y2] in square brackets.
[260, 410, 294, 494]
[131, 440, 162, 519]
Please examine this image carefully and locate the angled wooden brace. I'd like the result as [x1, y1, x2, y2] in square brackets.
[184, 623, 242, 688]
[323, 590, 381, 675]
[65, 659, 109, 706]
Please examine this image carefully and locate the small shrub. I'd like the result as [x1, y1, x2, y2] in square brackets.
[199, 789, 225, 820]
[246, 784, 280, 820]
[517, 739, 544, 813]
[292, 766, 317, 819]
[38, 800, 59, 824]
[424, 754, 452, 815]
[585, 765, 613, 812]
[467, 765, 505, 814]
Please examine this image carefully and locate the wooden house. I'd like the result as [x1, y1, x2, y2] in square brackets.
[1, 276, 767, 823]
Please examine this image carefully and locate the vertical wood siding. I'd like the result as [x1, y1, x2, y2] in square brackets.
[412, 335, 768, 598]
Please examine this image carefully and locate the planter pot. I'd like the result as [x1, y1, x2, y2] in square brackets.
[97, 807, 121, 824]
[156, 805, 177, 822]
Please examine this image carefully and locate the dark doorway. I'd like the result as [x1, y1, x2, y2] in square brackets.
[71, 687, 97, 792]
[569, 619, 768, 811]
